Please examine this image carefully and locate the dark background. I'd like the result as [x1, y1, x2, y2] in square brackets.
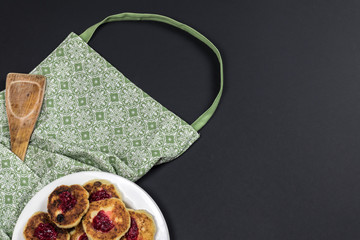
[2, 0, 360, 239]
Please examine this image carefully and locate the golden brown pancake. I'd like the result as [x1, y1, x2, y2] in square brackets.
[48, 185, 89, 228]
[121, 210, 156, 240]
[23, 211, 70, 240]
[82, 198, 130, 240]
[83, 179, 122, 202]
[69, 223, 88, 240]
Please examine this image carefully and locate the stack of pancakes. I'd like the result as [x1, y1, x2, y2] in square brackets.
[23, 179, 156, 240]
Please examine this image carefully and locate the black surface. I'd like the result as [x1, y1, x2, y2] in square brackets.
[2, 0, 360, 239]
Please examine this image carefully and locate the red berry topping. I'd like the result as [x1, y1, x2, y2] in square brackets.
[59, 191, 77, 213]
[124, 217, 139, 240]
[79, 233, 88, 240]
[89, 189, 111, 203]
[33, 223, 58, 240]
[92, 210, 114, 232]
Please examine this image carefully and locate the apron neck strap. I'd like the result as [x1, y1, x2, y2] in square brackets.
[79, 12, 223, 132]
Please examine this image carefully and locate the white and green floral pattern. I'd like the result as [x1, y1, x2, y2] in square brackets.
[0, 32, 199, 239]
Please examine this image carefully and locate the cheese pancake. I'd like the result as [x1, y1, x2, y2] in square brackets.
[23, 211, 70, 240]
[121, 209, 156, 240]
[83, 179, 122, 202]
[48, 184, 89, 228]
[70, 223, 88, 240]
[82, 198, 130, 240]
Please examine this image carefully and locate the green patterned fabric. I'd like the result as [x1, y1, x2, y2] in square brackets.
[0, 13, 223, 239]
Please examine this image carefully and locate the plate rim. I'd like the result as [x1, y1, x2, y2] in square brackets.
[12, 171, 170, 240]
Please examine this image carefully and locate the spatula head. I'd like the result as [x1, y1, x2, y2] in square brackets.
[6, 73, 46, 161]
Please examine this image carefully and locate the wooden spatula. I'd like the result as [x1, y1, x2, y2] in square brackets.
[5, 73, 46, 161]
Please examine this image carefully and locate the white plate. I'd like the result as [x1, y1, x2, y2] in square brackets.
[12, 171, 170, 240]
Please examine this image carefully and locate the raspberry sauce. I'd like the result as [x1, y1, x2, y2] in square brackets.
[124, 217, 139, 240]
[92, 210, 114, 232]
[59, 191, 77, 213]
[89, 189, 111, 202]
[79, 233, 88, 240]
[33, 223, 58, 240]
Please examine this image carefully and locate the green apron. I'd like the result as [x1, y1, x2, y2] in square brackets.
[0, 12, 223, 239]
